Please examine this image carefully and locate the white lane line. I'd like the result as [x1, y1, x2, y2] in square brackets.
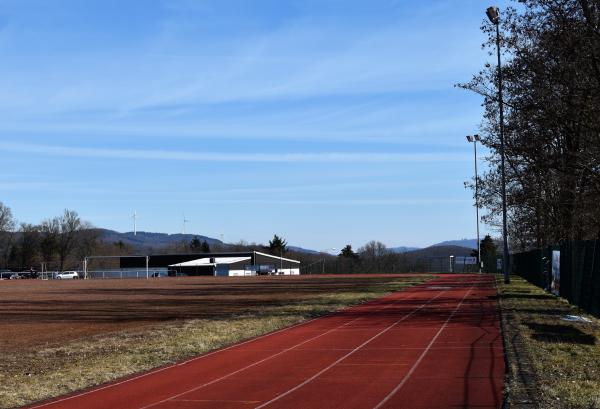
[337, 363, 410, 366]
[372, 285, 475, 409]
[28, 314, 326, 409]
[254, 288, 449, 409]
[140, 286, 427, 409]
[173, 399, 261, 404]
[29, 280, 428, 409]
[139, 318, 362, 409]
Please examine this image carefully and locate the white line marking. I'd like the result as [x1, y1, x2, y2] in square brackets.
[173, 399, 261, 403]
[372, 285, 475, 409]
[139, 286, 426, 409]
[29, 278, 436, 409]
[337, 363, 410, 366]
[139, 318, 362, 409]
[28, 315, 325, 409]
[254, 288, 448, 409]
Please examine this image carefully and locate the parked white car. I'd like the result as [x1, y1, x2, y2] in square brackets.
[56, 271, 79, 279]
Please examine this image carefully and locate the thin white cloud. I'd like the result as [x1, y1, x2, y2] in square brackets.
[65, 197, 471, 206]
[0, 115, 479, 147]
[182, 198, 471, 206]
[0, 141, 470, 163]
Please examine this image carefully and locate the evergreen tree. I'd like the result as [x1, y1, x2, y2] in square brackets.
[480, 235, 498, 273]
[268, 234, 287, 253]
[339, 244, 359, 260]
[189, 237, 202, 251]
[200, 240, 211, 253]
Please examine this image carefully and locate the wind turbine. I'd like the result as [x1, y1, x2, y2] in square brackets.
[132, 211, 138, 236]
[183, 214, 190, 235]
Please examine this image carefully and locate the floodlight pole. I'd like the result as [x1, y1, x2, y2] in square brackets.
[467, 135, 482, 273]
[487, 6, 510, 284]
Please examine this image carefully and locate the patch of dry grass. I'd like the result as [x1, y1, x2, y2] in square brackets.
[498, 275, 600, 409]
[0, 275, 430, 408]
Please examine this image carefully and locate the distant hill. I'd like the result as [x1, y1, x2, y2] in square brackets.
[287, 246, 320, 254]
[96, 229, 479, 256]
[96, 229, 320, 254]
[404, 245, 474, 259]
[430, 239, 477, 249]
[389, 239, 478, 253]
[96, 229, 223, 250]
[389, 246, 421, 253]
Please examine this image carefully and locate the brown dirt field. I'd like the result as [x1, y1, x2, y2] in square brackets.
[0, 274, 423, 351]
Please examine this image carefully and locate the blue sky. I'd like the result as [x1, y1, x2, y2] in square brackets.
[0, 0, 511, 250]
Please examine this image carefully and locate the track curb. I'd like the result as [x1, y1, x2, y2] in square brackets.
[496, 275, 540, 409]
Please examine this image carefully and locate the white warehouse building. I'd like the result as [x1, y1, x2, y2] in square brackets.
[120, 251, 300, 277]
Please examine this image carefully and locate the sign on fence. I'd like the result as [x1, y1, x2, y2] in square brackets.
[551, 250, 560, 296]
[455, 256, 477, 265]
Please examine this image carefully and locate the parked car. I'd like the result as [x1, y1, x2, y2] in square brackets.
[150, 272, 166, 278]
[18, 270, 38, 279]
[0, 270, 12, 280]
[56, 271, 79, 279]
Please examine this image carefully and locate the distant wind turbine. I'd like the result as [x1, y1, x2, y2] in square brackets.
[132, 211, 138, 236]
[183, 214, 190, 235]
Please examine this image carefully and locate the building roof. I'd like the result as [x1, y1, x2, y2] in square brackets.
[169, 256, 251, 267]
[254, 251, 301, 264]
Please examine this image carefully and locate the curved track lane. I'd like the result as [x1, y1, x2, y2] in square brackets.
[28, 274, 504, 409]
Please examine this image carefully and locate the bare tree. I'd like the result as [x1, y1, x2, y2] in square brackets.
[358, 241, 388, 273]
[57, 209, 83, 271]
[39, 217, 60, 270]
[74, 222, 99, 264]
[17, 223, 39, 270]
[0, 202, 16, 268]
[460, 0, 600, 248]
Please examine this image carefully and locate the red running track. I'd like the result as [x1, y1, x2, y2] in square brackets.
[28, 274, 504, 409]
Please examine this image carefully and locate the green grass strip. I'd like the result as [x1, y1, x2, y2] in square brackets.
[497, 275, 600, 409]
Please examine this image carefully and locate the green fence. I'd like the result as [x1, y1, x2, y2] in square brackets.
[512, 240, 600, 316]
[512, 248, 546, 289]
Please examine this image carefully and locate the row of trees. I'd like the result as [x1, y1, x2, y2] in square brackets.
[0, 203, 295, 272]
[0, 202, 95, 271]
[461, 0, 600, 251]
[1, 200, 494, 274]
[328, 238, 498, 274]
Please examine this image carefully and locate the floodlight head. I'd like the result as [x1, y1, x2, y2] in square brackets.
[474, 134, 481, 141]
[466, 135, 474, 142]
[486, 6, 499, 24]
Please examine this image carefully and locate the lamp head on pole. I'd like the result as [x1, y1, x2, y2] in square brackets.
[466, 135, 474, 142]
[486, 6, 500, 24]
[473, 134, 481, 141]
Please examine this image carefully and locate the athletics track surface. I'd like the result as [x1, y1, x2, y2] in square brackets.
[29, 274, 504, 409]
